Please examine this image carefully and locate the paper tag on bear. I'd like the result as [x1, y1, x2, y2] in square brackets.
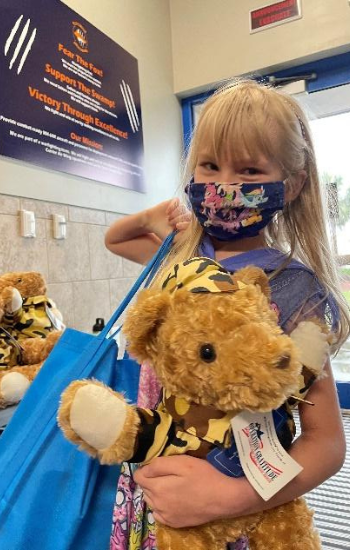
[231, 411, 303, 501]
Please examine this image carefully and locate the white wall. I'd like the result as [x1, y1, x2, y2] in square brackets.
[170, 0, 350, 95]
[0, 0, 183, 213]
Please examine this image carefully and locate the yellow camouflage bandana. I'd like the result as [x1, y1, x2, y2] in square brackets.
[161, 257, 247, 294]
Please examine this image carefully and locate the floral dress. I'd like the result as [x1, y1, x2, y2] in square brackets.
[110, 363, 159, 550]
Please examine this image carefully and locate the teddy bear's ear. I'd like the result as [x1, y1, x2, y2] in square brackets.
[0, 272, 46, 297]
[122, 289, 171, 363]
[232, 266, 270, 299]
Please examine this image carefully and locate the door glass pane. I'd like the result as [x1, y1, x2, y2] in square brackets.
[299, 89, 350, 382]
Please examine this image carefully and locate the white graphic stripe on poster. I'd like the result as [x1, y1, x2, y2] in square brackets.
[126, 83, 140, 126]
[4, 15, 37, 74]
[17, 28, 36, 75]
[121, 80, 138, 132]
[4, 14, 23, 55]
[120, 81, 136, 133]
[9, 18, 30, 70]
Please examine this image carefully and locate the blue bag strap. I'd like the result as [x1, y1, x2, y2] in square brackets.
[100, 231, 175, 339]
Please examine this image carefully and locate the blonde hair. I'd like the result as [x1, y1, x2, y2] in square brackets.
[157, 79, 350, 350]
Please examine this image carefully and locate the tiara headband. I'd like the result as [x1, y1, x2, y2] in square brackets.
[282, 97, 307, 140]
[295, 112, 307, 140]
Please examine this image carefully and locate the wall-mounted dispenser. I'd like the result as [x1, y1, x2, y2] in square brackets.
[52, 214, 67, 239]
[20, 209, 36, 238]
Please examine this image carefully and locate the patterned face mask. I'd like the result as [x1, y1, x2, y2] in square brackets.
[186, 181, 285, 241]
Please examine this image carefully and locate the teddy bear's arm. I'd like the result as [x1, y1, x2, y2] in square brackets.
[289, 320, 330, 404]
[128, 407, 175, 464]
[0, 364, 40, 408]
[290, 320, 330, 375]
[58, 379, 174, 466]
[0, 330, 61, 408]
[0, 335, 20, 369]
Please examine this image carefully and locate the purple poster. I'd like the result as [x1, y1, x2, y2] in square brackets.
[0, 0, 145, 191]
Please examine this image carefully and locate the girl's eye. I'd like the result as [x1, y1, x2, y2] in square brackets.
[242, 167, 260, 175]
[200, 162, 219, 171]
[199, 343, 217, 363]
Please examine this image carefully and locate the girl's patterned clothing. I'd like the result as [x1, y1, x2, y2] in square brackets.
[110, 239, 338, 550]
[111, 363, 159, 550]
[136, 361, 161, 412]
[111, 462, 156, 550]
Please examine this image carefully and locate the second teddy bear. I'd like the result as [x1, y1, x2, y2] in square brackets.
[0, 272, 63, 408]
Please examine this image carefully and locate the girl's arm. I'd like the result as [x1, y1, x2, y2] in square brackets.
[134, 359, 346, 528]
[105, 199, 190, 265]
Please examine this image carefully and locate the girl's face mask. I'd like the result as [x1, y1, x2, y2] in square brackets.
[186, 181, 285, 241]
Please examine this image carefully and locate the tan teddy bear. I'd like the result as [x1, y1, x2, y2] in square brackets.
[58, 258, 329, 550]
[0, 271, 64, 341]
[0, 272, 63, 408]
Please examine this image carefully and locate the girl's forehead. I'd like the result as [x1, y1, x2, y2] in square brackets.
[196, 144, 276, 167]
[195, 102, 282, 163]
[195, 121, 281, 167]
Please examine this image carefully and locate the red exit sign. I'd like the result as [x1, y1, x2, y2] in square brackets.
[250, 0, 302, 33]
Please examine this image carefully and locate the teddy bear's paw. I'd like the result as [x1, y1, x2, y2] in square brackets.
[3, 287, 22, 314]
[70, 383, 128, 450]
[0, 371, 30, 407]
[290, 321, 329, 375]
[58, 380, 129, 454]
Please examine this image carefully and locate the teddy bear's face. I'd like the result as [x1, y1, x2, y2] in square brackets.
[125, 285, 301, 413]
[0, 272, 46, 298]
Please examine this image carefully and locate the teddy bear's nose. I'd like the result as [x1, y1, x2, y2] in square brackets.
[277, 355, 290, 369]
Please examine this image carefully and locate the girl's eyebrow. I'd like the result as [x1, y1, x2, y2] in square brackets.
[197, 151, 272, 168]
[197, 155, 218, 164]
[236, 156, 270, 167]
[197, 151, 216, 160]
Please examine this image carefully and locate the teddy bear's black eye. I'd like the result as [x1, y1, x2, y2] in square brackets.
[199, 344, 216, 363]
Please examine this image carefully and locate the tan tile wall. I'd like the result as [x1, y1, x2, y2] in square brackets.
[0, 193, 142, 333]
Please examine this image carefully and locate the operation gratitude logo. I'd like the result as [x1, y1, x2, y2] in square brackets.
[242, 421, 282, 481]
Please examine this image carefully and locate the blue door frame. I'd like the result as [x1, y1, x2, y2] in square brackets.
[182, 51, 350, 147]
[181, 51, 350, 408]
[338, 383, 350, 409]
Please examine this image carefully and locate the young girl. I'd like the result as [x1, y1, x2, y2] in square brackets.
[105, 79, 349, 550]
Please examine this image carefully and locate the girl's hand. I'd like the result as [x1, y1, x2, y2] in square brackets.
[133, 455, 256, 528]
[166, 198, 191, 233]
[144, 199, 191, 241]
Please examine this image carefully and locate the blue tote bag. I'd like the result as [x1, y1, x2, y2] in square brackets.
[0, 233, 174, 550]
